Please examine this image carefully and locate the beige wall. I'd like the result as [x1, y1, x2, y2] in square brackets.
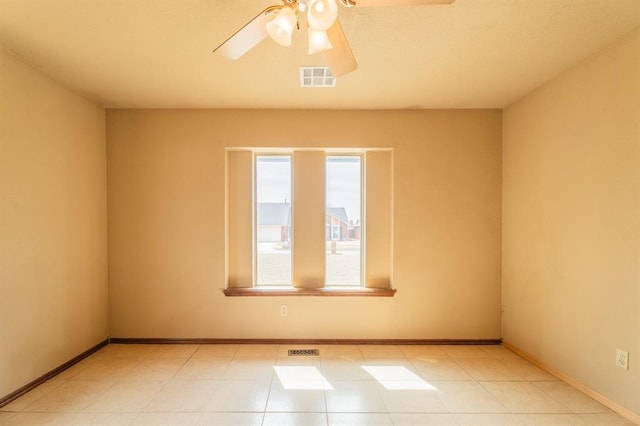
[503, 28, 640, 414]
[0, 49, 108, 397]
[107, 109, 502, 339]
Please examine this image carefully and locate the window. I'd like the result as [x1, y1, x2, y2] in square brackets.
[226, 148, 394, 296]
[326, 155, 362, 286]
[255, 155, 292, 285]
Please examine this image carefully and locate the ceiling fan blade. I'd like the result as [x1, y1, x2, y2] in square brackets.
[352, 0, 454, 6]
[323, 21, 358, 77]
[213, 6, 279, 60]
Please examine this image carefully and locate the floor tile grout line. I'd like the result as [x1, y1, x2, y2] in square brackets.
[106, 344, 195, 420]
[0, 378, 67, 413]
[452, 355, 525, 381]
[263, 358, 277, 418]
[528, 380, 600, 415]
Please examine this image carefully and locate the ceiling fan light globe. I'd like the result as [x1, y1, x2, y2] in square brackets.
[307, 28, 333, 54]
[307, 0, 338, 30]
[266, 7, 297, 46]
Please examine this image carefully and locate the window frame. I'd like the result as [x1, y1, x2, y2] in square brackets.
[325, 153, 364, 287]
[253, 153, 293, 287]
[224, 147, 395, 297]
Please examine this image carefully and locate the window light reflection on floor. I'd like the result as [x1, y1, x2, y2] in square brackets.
[362, 366, 437, 390]
[274, 366, 334, 390]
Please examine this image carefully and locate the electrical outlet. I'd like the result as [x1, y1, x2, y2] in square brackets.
[616, 349, 629, 370]
[280, 305, 287, 317]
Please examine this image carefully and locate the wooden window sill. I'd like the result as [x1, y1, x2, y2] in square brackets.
[223, 287, 396, 297]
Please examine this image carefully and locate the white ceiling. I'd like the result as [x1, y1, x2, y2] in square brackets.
[1, 0, 639, 109]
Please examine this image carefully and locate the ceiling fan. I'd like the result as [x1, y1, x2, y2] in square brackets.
[212, 0, 455, 77]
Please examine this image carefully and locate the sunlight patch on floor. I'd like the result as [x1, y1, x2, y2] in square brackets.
[362, 366, 437, 390]
[274, 366, 333, 390]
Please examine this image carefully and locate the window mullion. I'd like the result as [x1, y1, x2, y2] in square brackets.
[292, 151, 326, 288]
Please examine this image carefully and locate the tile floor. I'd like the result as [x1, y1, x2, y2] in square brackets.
[0, 344, 636, 425]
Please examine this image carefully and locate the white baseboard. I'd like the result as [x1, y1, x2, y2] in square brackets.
[503, 341, 640, 425]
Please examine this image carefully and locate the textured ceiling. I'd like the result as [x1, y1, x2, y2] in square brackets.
[1, 0, 639, 109]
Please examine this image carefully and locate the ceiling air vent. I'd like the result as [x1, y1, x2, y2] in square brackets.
[299, 67, 336, 88]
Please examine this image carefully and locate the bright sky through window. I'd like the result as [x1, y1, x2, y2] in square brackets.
[256, 156, 291, 203]
[256, 155, 360, 218]
[326, 156, 361, 222]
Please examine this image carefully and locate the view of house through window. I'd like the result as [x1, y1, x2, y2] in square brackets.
[255, 155, 292, 285]
[254, 153, 363, 287]
[326, 156, 362, 286]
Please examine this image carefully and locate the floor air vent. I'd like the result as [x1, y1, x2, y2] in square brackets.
[288, 349, 320, 356]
